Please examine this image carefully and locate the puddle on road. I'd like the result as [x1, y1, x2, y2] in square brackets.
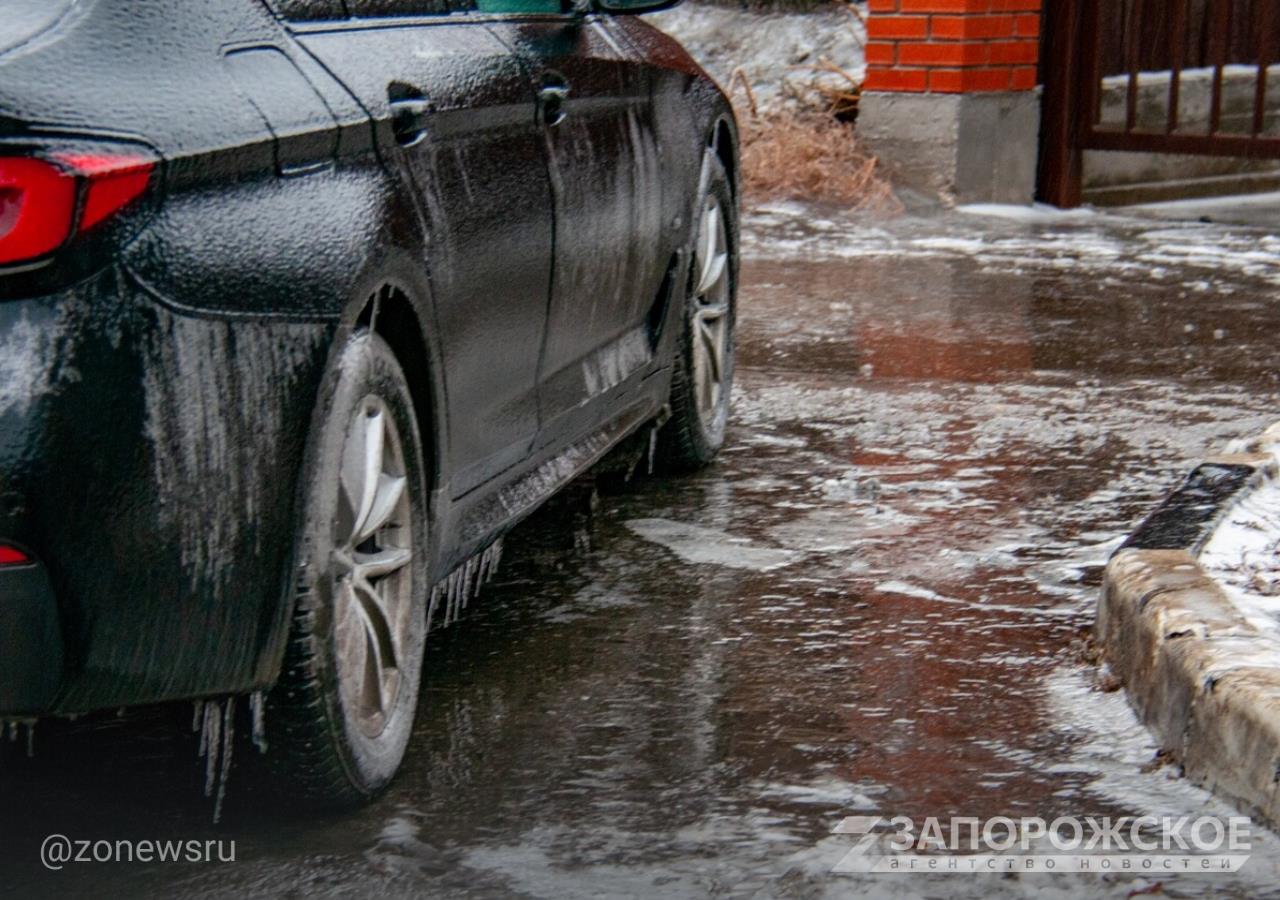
[5, 204, 1280, 898]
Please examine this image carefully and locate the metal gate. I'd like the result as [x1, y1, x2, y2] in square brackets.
[1039, 0, 1280, 206]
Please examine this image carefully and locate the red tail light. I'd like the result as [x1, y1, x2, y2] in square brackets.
[0, 545, 30, 566]
[0, 150, 156, 267]
[55, 152, 155, 232]
[0, 159, 76, 264]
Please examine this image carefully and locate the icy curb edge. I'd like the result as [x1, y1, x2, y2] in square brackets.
[1100, 422, 1280, 828]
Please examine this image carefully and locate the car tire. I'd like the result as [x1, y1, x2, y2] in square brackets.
[657, 154, 737, 472]
[266, 330, 428, 807]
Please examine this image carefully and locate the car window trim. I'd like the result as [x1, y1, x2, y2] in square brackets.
[285, 10, 598, 34]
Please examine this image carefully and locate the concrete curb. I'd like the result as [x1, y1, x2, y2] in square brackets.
[1100, 423, 1280, 826]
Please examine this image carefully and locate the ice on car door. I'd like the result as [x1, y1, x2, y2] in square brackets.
[295, 3, 557, 495]
[490, 13, 665, 432]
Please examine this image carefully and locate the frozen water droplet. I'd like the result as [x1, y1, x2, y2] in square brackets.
[427, 584, 442, 634]
[202, 702, 221, 798]
[212, 699, 235, 824]
[448, 571, 461, 626]
[481, 540, 502, 584]
[249, 691, 268, 755]
[464, 556, 478, 606]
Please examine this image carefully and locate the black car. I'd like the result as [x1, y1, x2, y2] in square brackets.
[0, 0, 737, 804]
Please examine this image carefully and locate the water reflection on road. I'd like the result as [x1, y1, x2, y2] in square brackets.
[6, 203, 1280, 898]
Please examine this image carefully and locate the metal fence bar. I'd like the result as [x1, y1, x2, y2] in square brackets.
[1126, 0, 1144, 132]
[1037, 0, 1087, 206]
[1208, 0, 1231, 133]
[1088, 0, 1106, 127]
[1254, 0, 1275, 135]
[1083, 128, 1280, 155]
[1169, 0, 1189, 132]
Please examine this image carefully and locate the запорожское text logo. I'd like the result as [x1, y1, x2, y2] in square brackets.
[831, 815, 1252, 875]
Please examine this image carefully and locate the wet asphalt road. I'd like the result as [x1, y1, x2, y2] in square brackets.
[5, 201, 1280, 898]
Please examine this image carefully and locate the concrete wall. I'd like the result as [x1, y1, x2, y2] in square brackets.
[858, 90, 1042, 206]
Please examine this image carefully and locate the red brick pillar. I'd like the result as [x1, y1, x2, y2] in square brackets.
[865, 1, 1042, 95]
[857, 1, 1046, 204]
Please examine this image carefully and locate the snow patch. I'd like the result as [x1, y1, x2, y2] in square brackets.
[1128, 189, 1280, 217]
[1200, 473, 1280, 638]
[875, 580, 1082, 620]
[957, 203, 1100, 223]
[626, 518, 802, 571]
[1043, 666, 1273, 823]
[648, 1, 865, 113]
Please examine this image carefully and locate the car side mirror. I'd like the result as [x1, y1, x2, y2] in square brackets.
[593, 0, 681, 14]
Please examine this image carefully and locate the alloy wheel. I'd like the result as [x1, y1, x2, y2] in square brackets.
[331, 396, 414, 739]
[691, 193, 731, 427]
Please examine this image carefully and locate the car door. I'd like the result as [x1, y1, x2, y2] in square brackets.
[291, 0, 555, 496]
[490, 12, 665, 436]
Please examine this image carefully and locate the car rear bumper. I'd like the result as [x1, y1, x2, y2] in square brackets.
[0, 557, 62, 714]
[0, 267, 332, 717]
[0, 291, 66, 715]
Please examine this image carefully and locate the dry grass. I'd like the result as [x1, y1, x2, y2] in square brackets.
[789, 57, 861, 121]
[723, 7, 902, 215]
[736, 107, 902, 213]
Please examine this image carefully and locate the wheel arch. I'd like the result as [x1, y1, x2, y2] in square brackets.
[254, 254, 450, 690]
[712, 115, 740, 200]
[354, 282, 443, 499]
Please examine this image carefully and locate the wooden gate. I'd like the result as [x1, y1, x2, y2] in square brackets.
[1039, 0, 1280, 206]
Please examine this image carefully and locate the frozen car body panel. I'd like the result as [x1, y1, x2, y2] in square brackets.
[0, 0, 79, 59]
[294, 20, 555, 496]
[490, 16, 668, 431]
[0, 0, 737, 715]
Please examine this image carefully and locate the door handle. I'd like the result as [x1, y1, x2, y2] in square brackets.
[538, 80, 570, 127]
[389, 96, 434, 147]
